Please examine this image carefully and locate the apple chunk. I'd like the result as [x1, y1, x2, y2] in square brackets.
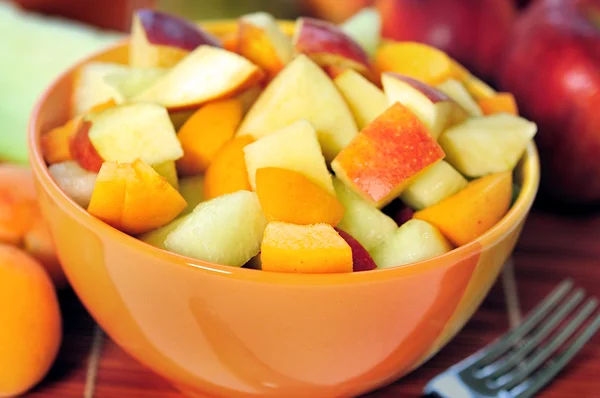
[165, 191, 267, 267]
[334, 69, 388, 129]
[436, 78, 483, 117]
[71, 62, 128, 117]
[48, 161, 97, 208]
[84, 103, 183, 167]
[335, 228, 377, 272]
[332, 102, 446, 208]
[129, 9, 221, 68]
[382, 73, 467, 139]
[340, 7, 381, 57]
[103, 67, 168, 101]
[401, 160, 468, 210]
[134, 45, 263, 111]
[238, 12, 293, 81]
[439, 114, 537, 177]
[370, 219, 452, 269]
[333, 177, 397, 251]
[237, 54, 358, 161]
[293, 17, 371, 76]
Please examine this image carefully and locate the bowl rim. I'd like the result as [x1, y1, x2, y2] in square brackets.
[27, 26, 540, 285]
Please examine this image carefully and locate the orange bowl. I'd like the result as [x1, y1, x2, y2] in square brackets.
[28, 20, 540, 398]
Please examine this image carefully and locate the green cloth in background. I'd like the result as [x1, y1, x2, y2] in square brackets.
[0, 2, 123, 164]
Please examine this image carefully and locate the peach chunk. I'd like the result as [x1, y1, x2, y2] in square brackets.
[261, 222, 352, 274]
[414, 171, 512, 246]
[332, 102, 445, 208]
[203, 136, 255, 200]
[375, 41, 455, 85]
[88, 159, 187, 235]
[176, 99, 243, 175]
[0, 245, 61, 397]
[255, 167, 344, 225]
[478, 93, 518, 116]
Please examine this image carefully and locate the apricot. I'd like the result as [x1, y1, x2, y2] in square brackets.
[0, 244, 62, 397]
[478, 93, 518, 116]
[255, 167, 344, 225]
[203, 136, 254, 200]
[176, 99, 243, 176]
[88, 159, 187, 235]
[414, 171, 512, 246]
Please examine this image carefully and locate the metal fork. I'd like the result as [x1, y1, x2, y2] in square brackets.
[423, 279, 600, 398]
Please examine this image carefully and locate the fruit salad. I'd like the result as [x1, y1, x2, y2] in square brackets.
[42, 8, 537, 274]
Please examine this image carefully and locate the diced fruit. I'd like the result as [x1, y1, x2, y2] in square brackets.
[238, 12, 293, 81]
[323, 64, 349, 79]
[400, 160, 468, 210]
[255, 167, 344, 225]
[375, 42, 455, 85]
[335, 228, 377, 272]
[332, 102, 445, 208]
[165, 191, 266, 266]
[129, 9, 221, 68]
[134, 46, 263, 111]
[0, 245, 61, 397]
[139, 215, 189, 250]
[333, 178, 397, 251]
[71, 62, 128, 117]
[478, 93, 518, 116]
[222, 32, 239, 53]
[293, 17, 371, 76]
[88, 159, 187, 235]
[382, 72, 467, 139]
[236, 54, 358, 161]
[42, 118, 77, 164]
[236, 85, 262, 114]
[261, 222, 352, 273]
[85, 102, 183, 167]
[463, 75, 496, 101]
[153, 161, 178, 189]
[436, 78, 483, 117]
[414, 171, 512, 246]
[244, 120, 334, 194]
[334, 69, 388, 129]
[70, 121, 104, 173]
[370, 219, 452, 268]
[178, 175, 204, 214]
[176, 99, 243, 175]
[439, 114, 537, 177]
[103, 67, 168, 100]
[204, 136, 254, 200]
[383, 199, 414, 227]
[340, 7, 381, 57]
[48, 161, 97, 208]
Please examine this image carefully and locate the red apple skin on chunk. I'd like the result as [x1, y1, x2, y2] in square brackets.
[294, 17, 371, 75]
[385, 72, 450, 103]
[335, 228, 377, 272]
[136, 9, 221, 49]
[70, 122, 104, 173]
[332, 102, 445, 208]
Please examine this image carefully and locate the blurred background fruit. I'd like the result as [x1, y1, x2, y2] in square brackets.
[498, 0, 600, 204]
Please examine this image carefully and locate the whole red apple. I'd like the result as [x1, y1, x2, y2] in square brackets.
[498, 0, 600, 203]
[375, 0, 516, 81]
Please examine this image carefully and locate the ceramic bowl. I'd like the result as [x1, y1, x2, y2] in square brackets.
[28, 20, 540, 398]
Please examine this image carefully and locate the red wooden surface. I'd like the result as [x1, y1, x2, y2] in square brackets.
[23, 209, 600, 398]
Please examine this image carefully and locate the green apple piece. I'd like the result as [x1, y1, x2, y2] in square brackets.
[340, 8, 381, 57]
[0, 2, 122, 164]
[139, 215, 190, 250]
[103, 67, 168, 101]
[48, 161, 97, 208]
[165, 191, 267, 266]
[244, 120, 334, 194]
[237, 54, 358, 161]
[178, 175, 204, 215]
[73, 62, 130, 116]
[436, 78, 483, 117]
[152, 160, 178, 190]
[439, 114, 537, 177]
[401, 161, 468, 210]
[87, 102, 183, 166]
[371, 219, 452, 268]
[334, 69, 388, 129]
[333, 177, 397, 251]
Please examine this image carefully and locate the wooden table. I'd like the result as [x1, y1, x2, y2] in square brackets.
[24, 209, 600, 398]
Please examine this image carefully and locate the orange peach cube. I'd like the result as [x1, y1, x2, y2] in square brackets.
[332, 102, 445, 208]
[255, 167, 344, 226]
[88, 159, 187, 235]
[478, 93, 519, 116]
[261, 222, 353, 274]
